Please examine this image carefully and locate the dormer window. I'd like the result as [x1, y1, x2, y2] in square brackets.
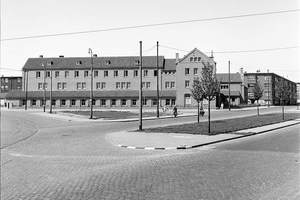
[47, 61, 53, 65]
[105, 60, 111, 65]
[76, 61, 82, 65]
[134, 60, 140, 65]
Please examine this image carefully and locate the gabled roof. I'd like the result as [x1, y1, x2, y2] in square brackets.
[164, 59, 176, 71]
[179, 48, 214, 63]
[6, 90, 176, 99]
[216, 73, 242, 83]
[22, 56, 165, 71]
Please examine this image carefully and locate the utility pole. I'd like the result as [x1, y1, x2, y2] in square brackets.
[43, 63, 46, 112]
[25, 70, 28, 110]
[228, 61, 231, 111]
[139, 41, 143, 130]
[50, 68, 53, 113]
[156, 41, 159, 118]
[267, 69, 270, 107]
[88, 48, 94, 119]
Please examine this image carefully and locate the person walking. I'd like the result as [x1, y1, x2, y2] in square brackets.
[173, 106, 178, 117]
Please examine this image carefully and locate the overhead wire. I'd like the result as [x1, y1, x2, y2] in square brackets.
[1, 9, 299, 41]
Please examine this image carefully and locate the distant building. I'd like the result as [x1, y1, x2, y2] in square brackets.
[6, 48, 217, 108]
[243, 72, 297, 105]
[0, 76, 22, 107]
[297, 82, 300, 104]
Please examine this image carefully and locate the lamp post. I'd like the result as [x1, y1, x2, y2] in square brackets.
[267, 69, 270, 107]
[43, 63, 46, 112]
[88, 48, 94, 119]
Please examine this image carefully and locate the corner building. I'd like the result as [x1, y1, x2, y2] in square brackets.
[6, 48, 216, 108]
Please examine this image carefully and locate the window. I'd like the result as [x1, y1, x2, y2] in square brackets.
[165, 82, 170, 89]
[171, 99, 176, 106]
[114, 70, 118, 77]
[22, 100, 26, 106]
[17, 85, 22, 89]
[75, 71, 79, 78]
[62, 82, 67, 89]
[131, 99, 136, 106]
[52, 100, 56, 106]
[101, 82, 106, 89]
[198, 57, 201, 62]
[121, 82, 126, 89]
[166, 99, 171, 106]
[265, 91, 270, 96]
[190, 57, 193, 62]
[247, 76, 255, 81]
[1, 86, 4, 90]
[144, 70, 148, 77]
[221, 85, 229, 89]
[101, 99, 106, 106]
[124, 70, 128, 77]
[57, 82, 62, 89]
[65, 71, 69, 78]
[17, 78, 21, 82]
[185, 68, 190, 75]
[5, 86, 8, 90]
[194, 57, 197, 62]
[171, 82, 175, 88]
[142, 99, 147, 106]
[154, 70, 158, 77]
[248, 92, 254, 96]
[71, 99, 76, 106]
[77, 82, 82, 89]
[61, 99, 66, 106]
[134, 60, 140, 65]
[94, 71, 98, 77]
[264, 83, 270, 88]
[193, 68, 198, 75]
[5, 78, 8, 83]
[116, 82, 120, 89]
[265, 76, 271, 80]
[185, 94, 191, 105]
[185, 80, 190, 88]
[122, 99, 127, 106]
[82, 82, 86, 89]
[146, 82, 151, 89]
[111, 99, 116, 106]
[38, 83, 43, 90]
[104, 71, 108, 77]
[32, 100, 37, 106]
[134, 70, 138, 77]
[55, 71, 59, 78]
[152, 99, 157, 106]
[84, 71, 89, 77]
[46, 71, 51, 78]
[126, 82, 131, 89]
[105, 60, 111, 65]
[76, 61, 82, 65]
[248, 83, 255, 87]
[142, 82, 145, 88]
[81, 99, 86, 106]
[92, 99, 96, 106]
[96, 82, 101, 89]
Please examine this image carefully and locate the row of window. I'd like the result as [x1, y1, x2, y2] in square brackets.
[248, 83, 271, 88]
[190, 57, 202, 62]
[1, 85, 21, 90]
[36, 70, 159, 79]
[248, 91, 271, 96]
[29, 98, 176, 106]
[185, 68, 198, 75]
[247, 76, 271, 81]
[1, 78, 22, 83]
[165, 81, 175, 89]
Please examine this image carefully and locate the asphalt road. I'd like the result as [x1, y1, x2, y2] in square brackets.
[1, 107, 299, 199]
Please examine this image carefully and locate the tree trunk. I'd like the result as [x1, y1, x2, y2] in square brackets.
[257, 102, 259, 115]
[208, 100, 211, 133]
[282, 99, 284, 120]
[197, 101, 199, 123]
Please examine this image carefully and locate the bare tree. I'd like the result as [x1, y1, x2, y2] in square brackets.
[200, 62, 220, 133]
[252, 81, 264, 115]
[190, 77, 204, 123]
[277, 79, 291, 120]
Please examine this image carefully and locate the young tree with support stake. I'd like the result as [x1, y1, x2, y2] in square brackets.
[277, 79, 291, 120]
[252, 81, 264, 115]
[191, 62, 220, 133]
[190, 77, 204, 123]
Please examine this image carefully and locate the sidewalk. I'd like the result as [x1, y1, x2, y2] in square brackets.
[107, 119, 300, 150]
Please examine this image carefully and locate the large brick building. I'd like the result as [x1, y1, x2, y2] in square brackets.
[6, 48, 217, 108]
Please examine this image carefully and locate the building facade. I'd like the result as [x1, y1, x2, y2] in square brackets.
[0, 76, 22, 107]
[243, 72, 297, 105]
[6, 48, 217, 108]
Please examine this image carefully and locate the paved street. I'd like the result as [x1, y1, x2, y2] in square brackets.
[1, 107, 299, 199]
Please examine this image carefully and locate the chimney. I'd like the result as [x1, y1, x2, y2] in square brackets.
[175, 53, 179, 64]
[93, 54, 97, 57]
[39, 55, 43, 58]
[59, 55, 64, 58]
[239, 68, 243, 74]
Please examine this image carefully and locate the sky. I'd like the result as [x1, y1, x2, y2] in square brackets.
[1, 0, 299, 82]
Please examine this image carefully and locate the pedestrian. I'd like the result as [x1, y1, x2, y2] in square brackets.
[221, 103, 224, 109]
[173, 106, 178, 117]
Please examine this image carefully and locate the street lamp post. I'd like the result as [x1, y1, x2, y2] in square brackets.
[43, 63, 46, 112]
[88, 48, 94, 119]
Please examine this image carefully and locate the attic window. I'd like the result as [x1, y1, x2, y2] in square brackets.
[190, 57, 193, 62]
[198, 57, 201, 62]
[47, 61, 53, 65]
[76, 61, 82, 65]
[134, 60, 140, 65]
[105, 60, 111, 65]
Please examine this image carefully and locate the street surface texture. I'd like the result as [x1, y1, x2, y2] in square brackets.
[1, 107, 299, 199]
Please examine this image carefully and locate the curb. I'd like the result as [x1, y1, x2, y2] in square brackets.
[116, 121, 300, 150]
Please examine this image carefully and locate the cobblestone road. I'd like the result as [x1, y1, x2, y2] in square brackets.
[1, 110, 299, 199]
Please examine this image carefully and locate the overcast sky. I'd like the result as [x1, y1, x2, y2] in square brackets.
[1, 0, 299, 82]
